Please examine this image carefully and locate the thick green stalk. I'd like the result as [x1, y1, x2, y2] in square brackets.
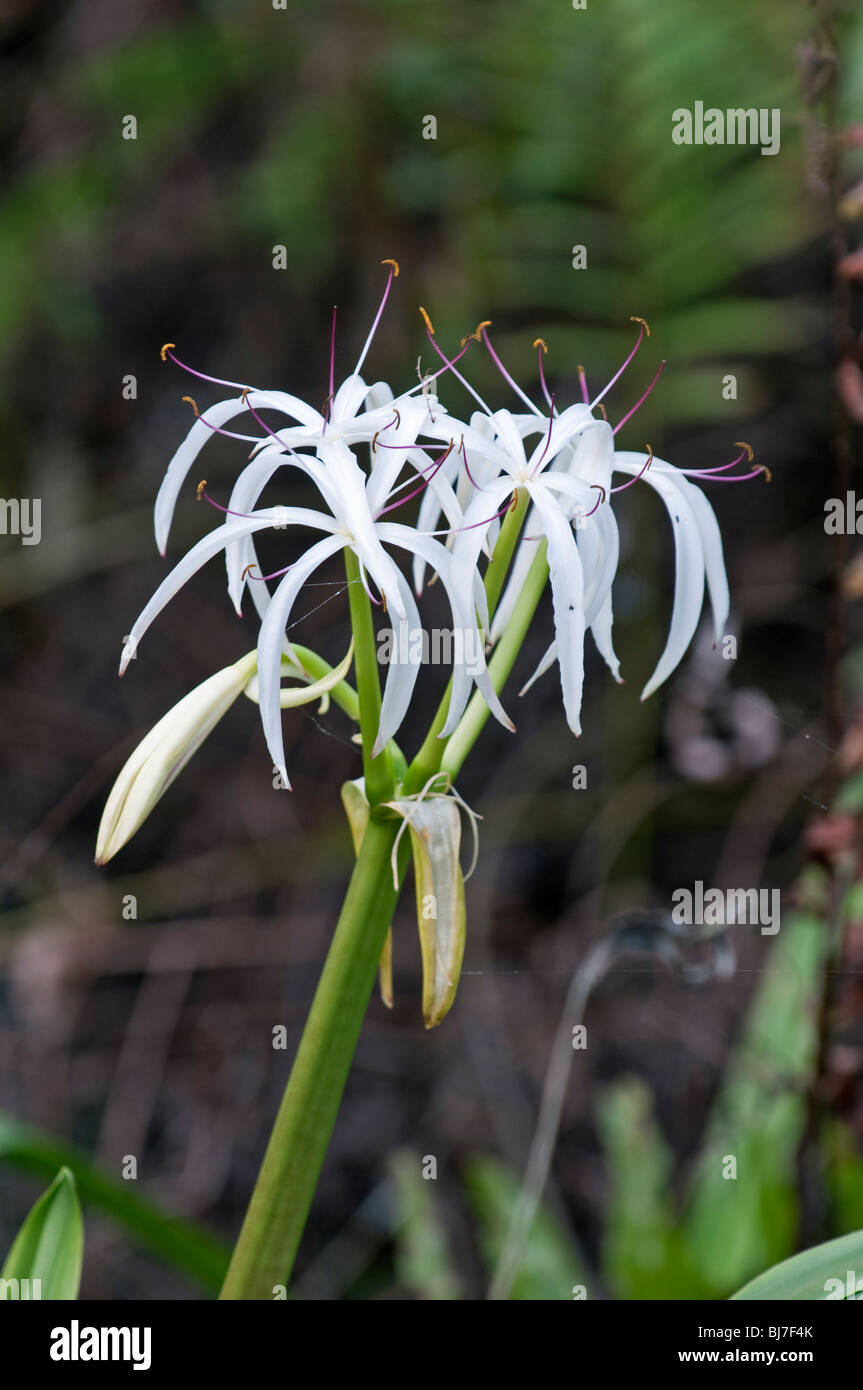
[343, 549, 394, 803]
[404, 488, 530, 793]
[219, 813, 401, 1300]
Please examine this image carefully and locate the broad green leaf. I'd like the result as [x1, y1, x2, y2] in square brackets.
[390, 1150, 461, 1300]
[2, 1167, 83, 1300]
[463, 1156, 589, 1301]
[731, 1229, 863, 1301]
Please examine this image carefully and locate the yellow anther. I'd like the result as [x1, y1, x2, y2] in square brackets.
[182, 396, 200, 416]
[372, 430, 380, 453]
[241, 562, 258, 581]
[644, 443, 654, 468]
[596, 402, 608, 420]
[630, 316, 651, 336]
[392, 408, 401, 427]
[472, 319, 493, 341]
[758, 465, 772, 482]
[533, 338, 548, 353]
[381, 591, 388, 615]
[240, 387, 251, 402]
[381, 258, 400, 277]
[419, 306, 435, 335]
[591, 484, 607, 503]
[734, 441, 754, 462]
[196, 479, 207, 500]
[160, 342, 175, 361]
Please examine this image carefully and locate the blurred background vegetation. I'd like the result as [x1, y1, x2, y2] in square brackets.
[1, 0, 863, 1298]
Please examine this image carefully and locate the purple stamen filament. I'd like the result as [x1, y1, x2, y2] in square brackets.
[480, 327, 542, 416]
[612, 360, 666, 436]
[589, 319, 648, 413]
[611, 446, 654, 494]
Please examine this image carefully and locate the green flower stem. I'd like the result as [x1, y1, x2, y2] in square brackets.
[442, 541, 549, 779]
[219, 811, 403, 1300]
[343, 549, 395, 803]
[222, 503, 542, 1298]
[404, 488, 530, 794]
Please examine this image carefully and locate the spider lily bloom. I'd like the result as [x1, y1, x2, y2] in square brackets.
[448, 407, 606, 737]
[120, 447, 512, 788]
[152, 261, 453, 565]
[508, 427, 734, 708]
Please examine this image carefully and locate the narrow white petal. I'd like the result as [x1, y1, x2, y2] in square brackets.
[589, 592, 622, 682]
[376, 521, 514, 737]
[613, 454, 707, 700]
[256, 535, 347, 787]
[526, 482, 585, 736]
[154, 391, 323, 555]
[122, 509, 336, 672]
[374, 568, 422, 756]
[519, 638, 557, 695]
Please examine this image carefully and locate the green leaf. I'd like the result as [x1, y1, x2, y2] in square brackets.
[681, 912, 827, 1294]
[731, 1229, 863, 1301]
[0, 1112, 229, 1294]
[2, 1167, 83, 1299]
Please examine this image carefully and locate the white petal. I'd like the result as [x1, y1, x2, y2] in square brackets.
[256, 535, 347, 787]
[526, 482, 585, 736]
[373, 568, 423, 756]
[519, 638, 557, 695]
[121, 509, 336, 672]
[154, 391, 323, 555]
[613, 454, 707, 700]
[376, 521, 514, 738]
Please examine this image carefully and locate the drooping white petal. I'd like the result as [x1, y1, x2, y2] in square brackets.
[612, 455, 707, 700]
[373, 567, 423, 757]
[589, 592, 622, 682]
[412, 445, 467, 593]
[154, 391, 323, 555]
[363, 400, 427, 513]
[316, 440, 407, 621]
[489, 521, 543, 643]
[256, 534, 347, 787]
[525, 482, 586, 736]
[519, 638, 557, 695]
[121, 508, 337, 672]
[375, 521, 514, 738]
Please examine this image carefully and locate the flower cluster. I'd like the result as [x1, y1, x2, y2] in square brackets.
[117, 260, 764, 800]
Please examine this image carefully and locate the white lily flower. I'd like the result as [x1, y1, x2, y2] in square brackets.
[121, 451, 512, 789]
[436, 319, 750, 736]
